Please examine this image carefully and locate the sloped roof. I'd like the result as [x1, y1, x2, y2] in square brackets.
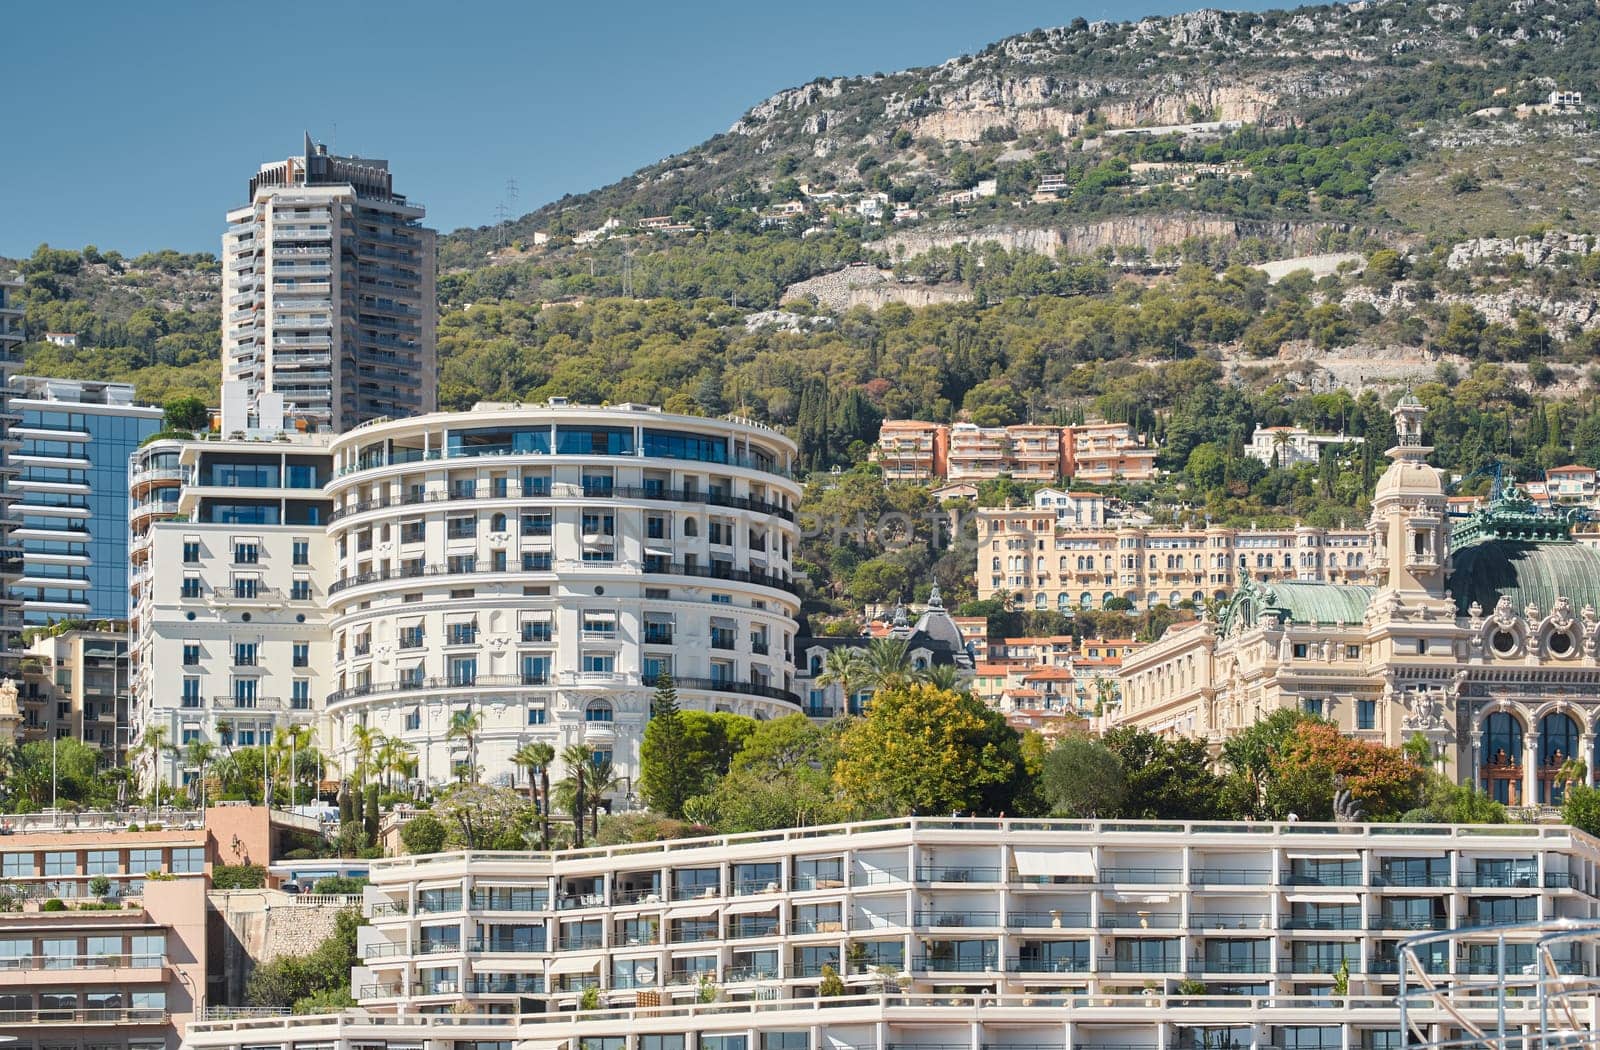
[1449, 540, 1600, 616]
[1267, 580, 1377, 625]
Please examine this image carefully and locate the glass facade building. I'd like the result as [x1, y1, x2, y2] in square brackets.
[9, 378, 162, 623]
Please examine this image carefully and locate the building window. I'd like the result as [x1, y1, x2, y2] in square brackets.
[1356, 699, 1376, 731]
[291, 578, 312, 601]
[234, 642, 257, 666]
[182, 643, 200, 667]
[528, 706, 547, 725]
[291, 680, 310, 709]
[182, 678, 201, 707]
[586, 700, 614, 723]
[292, 642, 309, 668]
[171, 848, 203, 874]
[233, 541, 259, 564]
[292, 540, 310, 565]
[182, 540, 201, 564]
[1301, 698, 1324, 718]
[181, 576, 202, 599]
[404, 709, 421, 731]
[448, 656, 478, 686]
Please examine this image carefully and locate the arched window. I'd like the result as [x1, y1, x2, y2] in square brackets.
[1058, 593, 1072, 610]
[585, 700, 614, 723]
[683, 518, 698, 537]
[1080, 592, 1093, 608]
[1540, 711, 1581, 804]
[1034, 593, 1047, 610]
[1482, 712, 1524, 805]
[491, 513, 507, 532]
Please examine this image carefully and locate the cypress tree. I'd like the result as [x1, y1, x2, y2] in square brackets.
[363, 784, 380, 847]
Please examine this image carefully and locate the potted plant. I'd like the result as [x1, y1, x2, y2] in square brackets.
[579, 984, 601, 1011]
[88, 875, 111, 901]
[818, 964, 846, 999]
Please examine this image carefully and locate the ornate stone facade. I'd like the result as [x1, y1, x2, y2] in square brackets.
[1119, 396, 1600, 810]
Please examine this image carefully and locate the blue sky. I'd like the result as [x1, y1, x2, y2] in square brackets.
[4, 0, 1274, 257]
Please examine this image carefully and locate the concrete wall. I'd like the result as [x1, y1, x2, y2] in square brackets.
[208, 889, 353, 1006]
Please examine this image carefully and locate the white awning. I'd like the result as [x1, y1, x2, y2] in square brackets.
[1014, 848, 1096, 877]
[547, 956, 600, 976]
[1285, 893, 1361, 904]
[1285, 852, 1361, 861]
[723, 899, 781, 917]
[667, 904, 722, 920]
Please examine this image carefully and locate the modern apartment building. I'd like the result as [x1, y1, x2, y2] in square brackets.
[9, 376, 161, 623]
[976, 509, 1371, 612]
[185, 817, 1600, 1050]
[0, 813, 210, 1050]
[321, 402, 800, 789]
[874, 421, 1157, 485]
[128, 433, 335, 790]
[0, 281, 26, 674]
[19, 624, 131, 760]
[131, 402, 802, 797]
[222, 134, 437, 434]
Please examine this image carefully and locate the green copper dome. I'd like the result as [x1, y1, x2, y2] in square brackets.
[1449, 540, 1600, 617]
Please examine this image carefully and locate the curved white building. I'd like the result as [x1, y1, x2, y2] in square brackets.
[321, 401, 802, 790]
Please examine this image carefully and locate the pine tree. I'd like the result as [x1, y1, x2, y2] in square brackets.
[639, 673, 695, 819]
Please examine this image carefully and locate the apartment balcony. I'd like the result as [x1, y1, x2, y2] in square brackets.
[0, 1007, 170, 1026]
[212, 695, 284, 711]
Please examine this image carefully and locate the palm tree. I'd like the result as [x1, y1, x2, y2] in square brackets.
[815, 646, 868, 713]
[861, 636, 915, 691]
[921, 664, 963, 692]
[559, 744, 596, 849]
[1558, 756, 1589, 795]
[514, 742, 557, 847]
[348, 723, 384, 790]
[586, 757, 624, 838]
[375, 736, 413, 793]
[446, 709, 483, 783]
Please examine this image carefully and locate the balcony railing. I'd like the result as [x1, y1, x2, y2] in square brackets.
[913, 955, 999, 972]
[328, 557, 799, 598]
[1009, 910, 1091, 928]
[914, 910, 998, 927]
[1006, 955, 1089, 973]
[915, 866, 1001, 884]
[0, 952, 164, 971]
[0, 1007, 170, 1025]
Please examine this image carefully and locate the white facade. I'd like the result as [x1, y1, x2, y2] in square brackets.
[184, 818, 1600, 1050]
[132, 402, 802, 797]
[321, 402, 801, 793]
[129, 435, 334, 788]
[1246, 427, 1363, 470]
[223, 135, 437, 434]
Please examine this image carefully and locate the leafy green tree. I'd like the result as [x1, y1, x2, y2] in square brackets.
[834, 683, 1028, 817]
[1039, 734, 1127, 817]
[246, 908, 363, 1011]
[162, 394, 209, 432]
[433, 784, 535, 850]
[639, 674, 696, 818]
[1563, 784, 1600, 838]
[399, 812, 446, 855]
[1101, 727, 1223, 820]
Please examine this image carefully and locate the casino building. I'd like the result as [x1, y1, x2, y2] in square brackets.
[1121, 396, 1600, 810]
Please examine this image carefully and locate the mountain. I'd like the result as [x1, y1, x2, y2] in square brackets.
[444, 0, 1600, 271]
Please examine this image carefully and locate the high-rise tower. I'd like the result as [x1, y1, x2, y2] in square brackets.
[222, 134, 437, 434]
